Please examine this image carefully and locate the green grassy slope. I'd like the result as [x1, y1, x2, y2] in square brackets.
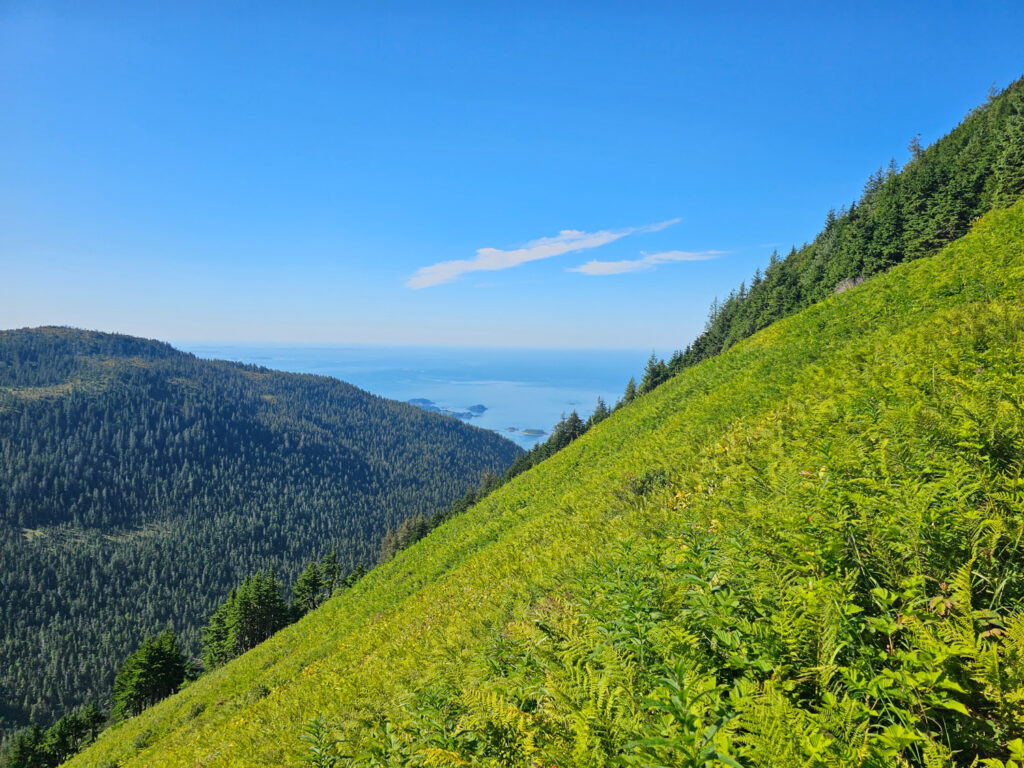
[70, 201, 1024, 767]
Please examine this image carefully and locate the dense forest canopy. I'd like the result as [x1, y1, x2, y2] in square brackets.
[0, 327, 520, 732]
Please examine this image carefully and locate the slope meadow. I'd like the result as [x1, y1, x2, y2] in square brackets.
[70, 200, 1024, 767]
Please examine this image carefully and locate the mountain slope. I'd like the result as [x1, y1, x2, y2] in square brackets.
[0, 329, 520, 728]
[668, 77, 1024, 375]
[67, 201, 1024, 765]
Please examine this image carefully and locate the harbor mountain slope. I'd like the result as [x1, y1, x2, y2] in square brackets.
[69, 199, 1024, 766]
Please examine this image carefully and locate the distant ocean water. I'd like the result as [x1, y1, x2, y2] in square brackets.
[177, 344, 652, 449]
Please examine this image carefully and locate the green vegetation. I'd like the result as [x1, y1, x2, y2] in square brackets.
[0, 329, 520, 732]
[0, 706, 104, 768]
[379, 406, 605, 563]
[112, 631, 189, 721]
[65, 196, 1024, 765]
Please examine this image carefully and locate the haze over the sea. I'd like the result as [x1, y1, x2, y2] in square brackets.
[181, 343, 652, 448]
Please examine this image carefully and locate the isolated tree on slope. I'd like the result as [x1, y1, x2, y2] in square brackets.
[111, 630, 186, 720]
[292, 561, 324, 618]
[622, 377, 637, 405]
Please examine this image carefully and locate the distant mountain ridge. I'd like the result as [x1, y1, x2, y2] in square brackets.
[0, 326, 521, 729]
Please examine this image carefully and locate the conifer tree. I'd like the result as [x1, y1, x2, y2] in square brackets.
[292, 561, 324, 618]
[588, 397, 610, 427]
[993, 103, 1024, 206]
[320, 550, 340, 595]
[111, 630, 186, 720]
[344, 564, 366, 587]
[639, 354, 669, 394]
[201, 590, 234, 670]
[622, 377, 637, 405]
[228, 570, 289, 655]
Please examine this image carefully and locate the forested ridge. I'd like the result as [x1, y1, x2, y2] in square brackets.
[0, 327, 520, 734]
[626, 77, 1024, 396]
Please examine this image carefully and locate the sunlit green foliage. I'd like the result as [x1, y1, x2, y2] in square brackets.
[65, 198, 1024, 766]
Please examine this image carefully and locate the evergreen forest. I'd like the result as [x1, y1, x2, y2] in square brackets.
[0, 328, 520, 735]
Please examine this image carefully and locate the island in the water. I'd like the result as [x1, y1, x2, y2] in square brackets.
[408, 399, 487, 421]
[505, 427, 547, 437]
[407, 400, 548, 441]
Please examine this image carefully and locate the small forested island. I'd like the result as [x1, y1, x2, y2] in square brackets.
[407, 397, 487, 421]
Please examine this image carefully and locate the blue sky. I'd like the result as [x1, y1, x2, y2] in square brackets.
[2, 2, 1022, 349]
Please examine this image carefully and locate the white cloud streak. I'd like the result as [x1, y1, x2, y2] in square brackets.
[405, 219, 680, 289]
[569, 249, 727, 276]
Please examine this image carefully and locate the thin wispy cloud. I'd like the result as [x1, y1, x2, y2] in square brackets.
[569, 249, 727, 276]
[405, 219, 680, 289]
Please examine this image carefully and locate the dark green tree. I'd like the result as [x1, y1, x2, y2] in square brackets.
[548, 412, 585, 452]
[587, 397, 610, 428]
[320, 550, 340, 595]
[227, 570, 289, 657]
[639, 354, 669, 394]
[292, 561, 324, 618]
[111, 631, 186, 720]
[993, 101, 1024, 206]
[201, 570, 290, 670]
[344, 564, 366, 587]
[37, 704, 105, 766]
[622, 377, 637, 405]
[201, 591, 235, 670]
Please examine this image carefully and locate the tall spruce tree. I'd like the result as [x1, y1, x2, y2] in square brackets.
[993, 101, 1024, 206]
[111, 631, 186, 720]
[639, 353, 669, 394]
[622, 377, 637, 406]
[292, 561, 324, 618]
[321, 550, 340, 595]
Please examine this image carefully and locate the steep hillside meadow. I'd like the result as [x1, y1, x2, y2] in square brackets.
[67, 198, 1024, 766]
